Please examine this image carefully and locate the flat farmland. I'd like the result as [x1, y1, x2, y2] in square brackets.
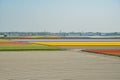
[0, 39, 120, 80]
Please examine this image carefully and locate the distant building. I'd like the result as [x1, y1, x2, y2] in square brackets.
[0, 34, 7, 38]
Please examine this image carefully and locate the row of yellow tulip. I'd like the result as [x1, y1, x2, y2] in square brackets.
[0, 39, 10, 42]
[9, 36, 59, 38]
[32, 42, 120, 46]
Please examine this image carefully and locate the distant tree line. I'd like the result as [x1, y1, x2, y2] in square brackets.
[0, 32, 120, 37]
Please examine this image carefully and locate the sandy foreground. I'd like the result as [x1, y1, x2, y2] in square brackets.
[0, 50, 120, 80]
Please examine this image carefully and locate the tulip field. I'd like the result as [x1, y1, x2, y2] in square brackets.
[6, 36, 59, 39]
[0, 39, 60, 51]
[0, 39, 120, 57]
[83, 49, 120, 57]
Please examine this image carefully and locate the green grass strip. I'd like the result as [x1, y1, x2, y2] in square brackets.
[0, 44, 61, 51]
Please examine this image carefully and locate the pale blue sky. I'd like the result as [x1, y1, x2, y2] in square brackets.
[0, 0, 120, 32]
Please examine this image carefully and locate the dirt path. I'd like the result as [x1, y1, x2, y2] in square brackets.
[0, 51, 120, 80]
